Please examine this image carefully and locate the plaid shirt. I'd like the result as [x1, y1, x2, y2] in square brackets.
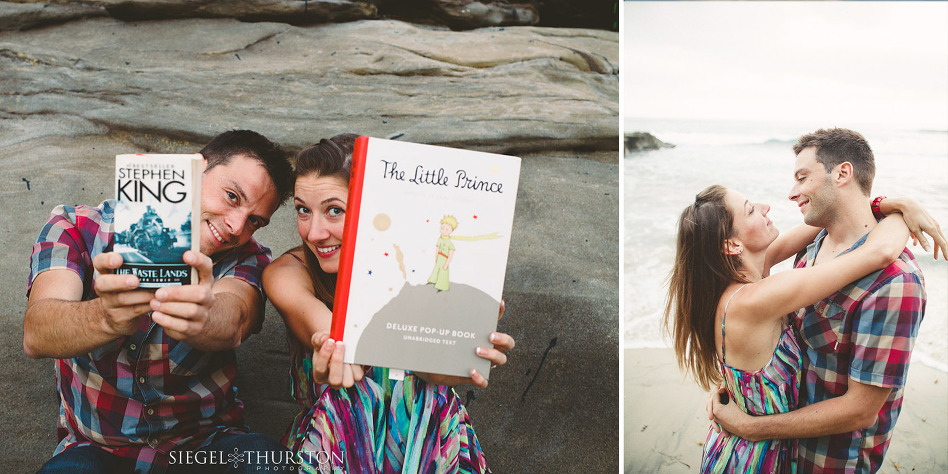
[27, 201, 272, 472]
[792, 229, 926, 473]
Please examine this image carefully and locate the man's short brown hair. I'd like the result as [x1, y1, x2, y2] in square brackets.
[793, 128, 875, 196]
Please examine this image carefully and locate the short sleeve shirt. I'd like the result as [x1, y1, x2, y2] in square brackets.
[793, 229, 926, 473]
[435, 236, 455, 256]
[27, 200, 272, 471]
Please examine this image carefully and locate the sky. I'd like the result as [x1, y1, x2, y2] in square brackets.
[623, 2, 948, 130]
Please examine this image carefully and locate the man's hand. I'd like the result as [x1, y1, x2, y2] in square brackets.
[92, 252, 154, 336]
[310, 333, 366, 389]
[150, 251, 216, 342]
[706, 386, 724, 430]
[416, 300, 515, 388]
[710, 387, 759, 441]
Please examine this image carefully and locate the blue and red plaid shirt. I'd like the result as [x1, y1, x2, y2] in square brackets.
[27, 200, 272, 472]
[793, 229, 926, 473]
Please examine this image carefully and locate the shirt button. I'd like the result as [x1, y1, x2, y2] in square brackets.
[138, 377, 146, 384]
[146, 408, 155, 416]
[129, 344, 137, 351]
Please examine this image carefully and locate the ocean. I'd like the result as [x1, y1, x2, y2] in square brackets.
[624, 118, 948, 373]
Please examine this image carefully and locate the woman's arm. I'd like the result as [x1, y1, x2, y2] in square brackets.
[736, 215, 909, 320]
[262, 251, 364, 388]
[763, 224, 822, 274]
[262, 251, 330, 347]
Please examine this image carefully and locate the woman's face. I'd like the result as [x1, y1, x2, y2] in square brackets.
[295, 173, 348, 274]
[725, 188, 779, 254]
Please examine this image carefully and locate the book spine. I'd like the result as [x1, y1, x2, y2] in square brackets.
[330, 136, 370, 341]
[190, 156, 203, 285]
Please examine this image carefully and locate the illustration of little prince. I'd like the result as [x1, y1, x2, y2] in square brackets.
[427, 215, 500, 291]
[427, 216, 458, 291]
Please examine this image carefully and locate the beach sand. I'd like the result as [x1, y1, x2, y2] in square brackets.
[624, 348, 948, 473]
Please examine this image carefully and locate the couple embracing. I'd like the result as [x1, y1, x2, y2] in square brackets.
[666, 128, 945, 473]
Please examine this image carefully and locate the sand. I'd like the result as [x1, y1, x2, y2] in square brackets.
[624, 348, 948, 473]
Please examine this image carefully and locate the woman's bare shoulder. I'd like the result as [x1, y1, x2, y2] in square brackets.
[263, 247, 311, 285]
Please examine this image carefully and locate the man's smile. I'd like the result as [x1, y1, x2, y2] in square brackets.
[208, 222, 228, 245]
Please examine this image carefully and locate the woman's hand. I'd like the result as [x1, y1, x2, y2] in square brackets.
[415, 300, 515, 388]
[881, 196, 947, 260]
[311, 332, 365, 389]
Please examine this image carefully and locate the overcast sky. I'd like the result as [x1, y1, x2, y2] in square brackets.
[623, 2, 948, 130]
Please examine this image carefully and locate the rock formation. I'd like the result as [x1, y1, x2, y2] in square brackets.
[625, 132, 675, 153]
[0, 0, 618, 30]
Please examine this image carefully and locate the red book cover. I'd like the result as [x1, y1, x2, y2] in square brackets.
[330, 136, 369, 341]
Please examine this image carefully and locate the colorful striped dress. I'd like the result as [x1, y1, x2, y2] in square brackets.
[701, 286, 802, 474]
[283, 336, 491, 473]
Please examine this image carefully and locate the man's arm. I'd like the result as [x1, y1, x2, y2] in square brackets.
[712, 377, 891, 441]
[24, 255, 154, 359]
[150, 250, 263, 351]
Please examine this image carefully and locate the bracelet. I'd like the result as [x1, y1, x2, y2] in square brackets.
[871, 195, 887, 220]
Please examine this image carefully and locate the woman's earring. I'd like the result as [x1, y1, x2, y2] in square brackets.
[738, 249, 743, 265]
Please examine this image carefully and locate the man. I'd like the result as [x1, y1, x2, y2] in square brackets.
[711, 128, 928, 473]
[25, 130, 294, 473]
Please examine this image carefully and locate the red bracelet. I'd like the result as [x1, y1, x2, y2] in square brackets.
[871, 195, 887, 220]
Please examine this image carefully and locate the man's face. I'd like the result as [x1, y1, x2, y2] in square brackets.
[789, 146, 838, 227]
[200, 154, 280, 257]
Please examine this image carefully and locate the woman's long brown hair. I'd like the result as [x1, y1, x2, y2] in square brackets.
[291, 133, 359, 308]
[663, 185, 747, 391]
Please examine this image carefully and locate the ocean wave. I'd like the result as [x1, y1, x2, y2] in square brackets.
[762, 138, 796, 146]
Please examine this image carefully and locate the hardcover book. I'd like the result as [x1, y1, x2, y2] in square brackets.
[331, 136, 521, 379]
[114, 153, 202, 288]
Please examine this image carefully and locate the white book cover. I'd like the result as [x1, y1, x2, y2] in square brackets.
[114, 153, 202, 288]
[332, 137, 521, 379]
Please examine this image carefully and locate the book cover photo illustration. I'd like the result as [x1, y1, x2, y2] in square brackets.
[114, 153, 202, 288]
[333, 136, 521, 379]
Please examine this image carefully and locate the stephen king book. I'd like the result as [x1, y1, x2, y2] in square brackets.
[114, 153, 202, 288]
[331, 136, 521, 379]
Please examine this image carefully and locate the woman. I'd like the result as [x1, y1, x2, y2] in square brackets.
[262, 134, 513, 473]
[664, 184, 918, 473]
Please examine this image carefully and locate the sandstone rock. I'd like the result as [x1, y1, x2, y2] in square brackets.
[381, 0, 538, 29]
[537, 0, 617, 30]
[625, 132, 674, 153]
[0, 1, 107, 30]
[0, 0, 617, 30]
[0, 18, 618, 154]
[0, 0, 379, 25]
